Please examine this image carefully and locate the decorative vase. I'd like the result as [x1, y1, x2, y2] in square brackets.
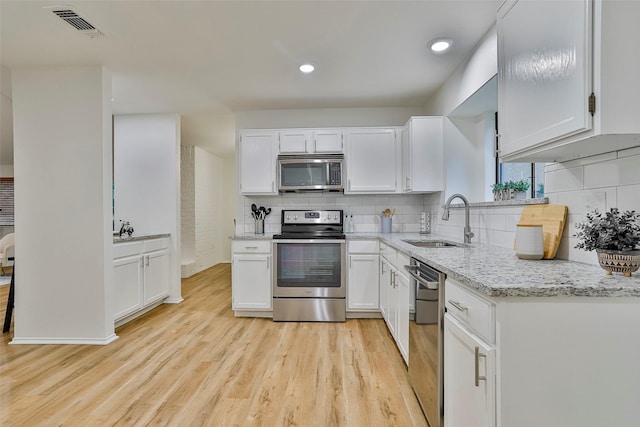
[596, 249, 640, 277]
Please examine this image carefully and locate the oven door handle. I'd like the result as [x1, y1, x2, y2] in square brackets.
[404, 265, 439, 290]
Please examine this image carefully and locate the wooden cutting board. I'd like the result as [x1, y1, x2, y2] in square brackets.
[516, 204, 568, 259]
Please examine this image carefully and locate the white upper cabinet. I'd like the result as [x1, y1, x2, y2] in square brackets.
[278, 129, 312, 154]
[239, 130, 278, 195]
[402, 116, 444, 193]
[345, 127, 400, 194]
[278, 128, 343, 154]
[498, 0, 640, 162]
[313, 129, 344, 153]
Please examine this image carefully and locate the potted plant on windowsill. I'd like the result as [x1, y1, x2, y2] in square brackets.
[509, 180, 530, 200]
[574, 208, 640, 276]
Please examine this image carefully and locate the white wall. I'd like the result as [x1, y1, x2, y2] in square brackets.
[12, 66, 115, 344]
[424, 26, 498, 204]
[236, 107, 425, 130]
[1, 66, 13, 168]
[181, 145, 196, 270]
[181, 146, 235, 278]
[114, 114, 182, 303]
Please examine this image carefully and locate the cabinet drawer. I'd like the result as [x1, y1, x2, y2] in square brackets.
[144, 238, 169, 253]
[348, 239, 379, 254]
[114, 241, 144, 259]
[379, 242, 397, 267]
[397, 250, 410, 270]
[445, 278, 494, 343]
[232, 240, 272, 254]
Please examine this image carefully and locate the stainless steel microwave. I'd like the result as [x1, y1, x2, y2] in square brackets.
[277, 155, 344, 192]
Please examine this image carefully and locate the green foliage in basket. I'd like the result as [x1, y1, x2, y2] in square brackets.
[506, 180, 530, 192]
[574, 208, 640, 252]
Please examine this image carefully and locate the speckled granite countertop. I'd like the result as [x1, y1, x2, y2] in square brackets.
[230, 232, 277, 240]
[113, 233, 171, 243]
[230, 232, 640, 298]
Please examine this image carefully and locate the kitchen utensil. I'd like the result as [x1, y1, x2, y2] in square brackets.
[391, 208, 396, 217]
[384, 208, 391, 218]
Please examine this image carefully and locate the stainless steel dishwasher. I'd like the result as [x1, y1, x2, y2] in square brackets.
[405, 258, 445, 427]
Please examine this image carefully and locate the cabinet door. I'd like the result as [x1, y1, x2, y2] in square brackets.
[498, 0, 592, 157]
[313, 129, 343, 153]
[113, 255, 143, 321]
[379, 258, 390, 321]
[232, 254, 272, 310]
[403, 116, 443, 193]
[402, 123, 412, 191]
[444, 315, 495, 427]
[387, 269, 398, 337]
[240, 131, 277, 194]
[143, 249, 170, 305]
[345, 128, 398, 193]
[279, 129, 311, 154]
[395, 270, 410, 364]
[347, 254, 379, 310]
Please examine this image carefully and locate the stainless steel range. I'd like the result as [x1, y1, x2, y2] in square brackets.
[272, 209, 346, 322]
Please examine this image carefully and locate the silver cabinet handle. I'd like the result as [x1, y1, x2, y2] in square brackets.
[266, 256, 270, 270]
[245, 246, 258, 250]
[272, 181, 275, 192]
[475, 346, 487, 387]
[448, 299, 468, 312]
[348, 179, 351, 191]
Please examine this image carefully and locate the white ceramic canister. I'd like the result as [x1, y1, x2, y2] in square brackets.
[515, 224, 544, 260]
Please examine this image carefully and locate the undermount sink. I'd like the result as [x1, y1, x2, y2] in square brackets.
[402, 240, 461, 248]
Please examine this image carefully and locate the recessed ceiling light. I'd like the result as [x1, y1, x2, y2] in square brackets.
[429, 38, 453, 54]
[299, 63, 316, 74]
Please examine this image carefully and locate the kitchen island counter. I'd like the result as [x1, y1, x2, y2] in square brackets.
[113, 233, 171, 244]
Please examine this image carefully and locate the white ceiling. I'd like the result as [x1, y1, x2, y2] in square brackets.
[0, 0, 500, 160]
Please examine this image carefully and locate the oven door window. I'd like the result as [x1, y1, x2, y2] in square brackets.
[276, 243, 342, 287]
[280, 163, 327, 187]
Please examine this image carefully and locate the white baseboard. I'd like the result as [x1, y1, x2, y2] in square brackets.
[10, 333, 119, 346]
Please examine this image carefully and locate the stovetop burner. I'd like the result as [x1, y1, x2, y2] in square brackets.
[274, 209, 344, 240]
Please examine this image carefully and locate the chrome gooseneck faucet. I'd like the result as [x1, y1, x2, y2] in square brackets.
[442, 193, 474, 244]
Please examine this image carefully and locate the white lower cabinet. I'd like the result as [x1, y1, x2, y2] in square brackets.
[113, 238, 170, 325]
[231, 240, 272, 312]
[444, 278, 496, 427]
[444, 276, 640, 427]
[143, 249, 170, 305]
[347, 239, 379, 312]
[113, 254, 143, 321]
[379, 242, 410, 364]
[444, 314, 495, 427]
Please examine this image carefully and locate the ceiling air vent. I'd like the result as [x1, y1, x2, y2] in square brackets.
[51, 8, 104, 38]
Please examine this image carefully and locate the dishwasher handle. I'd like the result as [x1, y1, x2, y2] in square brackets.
[404, 265, 439, 290]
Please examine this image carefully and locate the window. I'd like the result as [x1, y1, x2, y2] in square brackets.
[494, 113, 545, 198]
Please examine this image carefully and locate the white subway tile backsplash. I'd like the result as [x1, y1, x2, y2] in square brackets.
[545, 166, 584, 192]
[616, 184, 640, 212]
[558, 151, 617, 169]
[584, 154, 640, 188]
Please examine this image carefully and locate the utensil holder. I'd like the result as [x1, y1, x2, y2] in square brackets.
[515, 224, 543, 259]
[255, 219, 265, 234]
[381, 217, 392, 233]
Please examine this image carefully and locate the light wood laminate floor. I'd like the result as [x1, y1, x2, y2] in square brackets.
[0, 264, 428, 426]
